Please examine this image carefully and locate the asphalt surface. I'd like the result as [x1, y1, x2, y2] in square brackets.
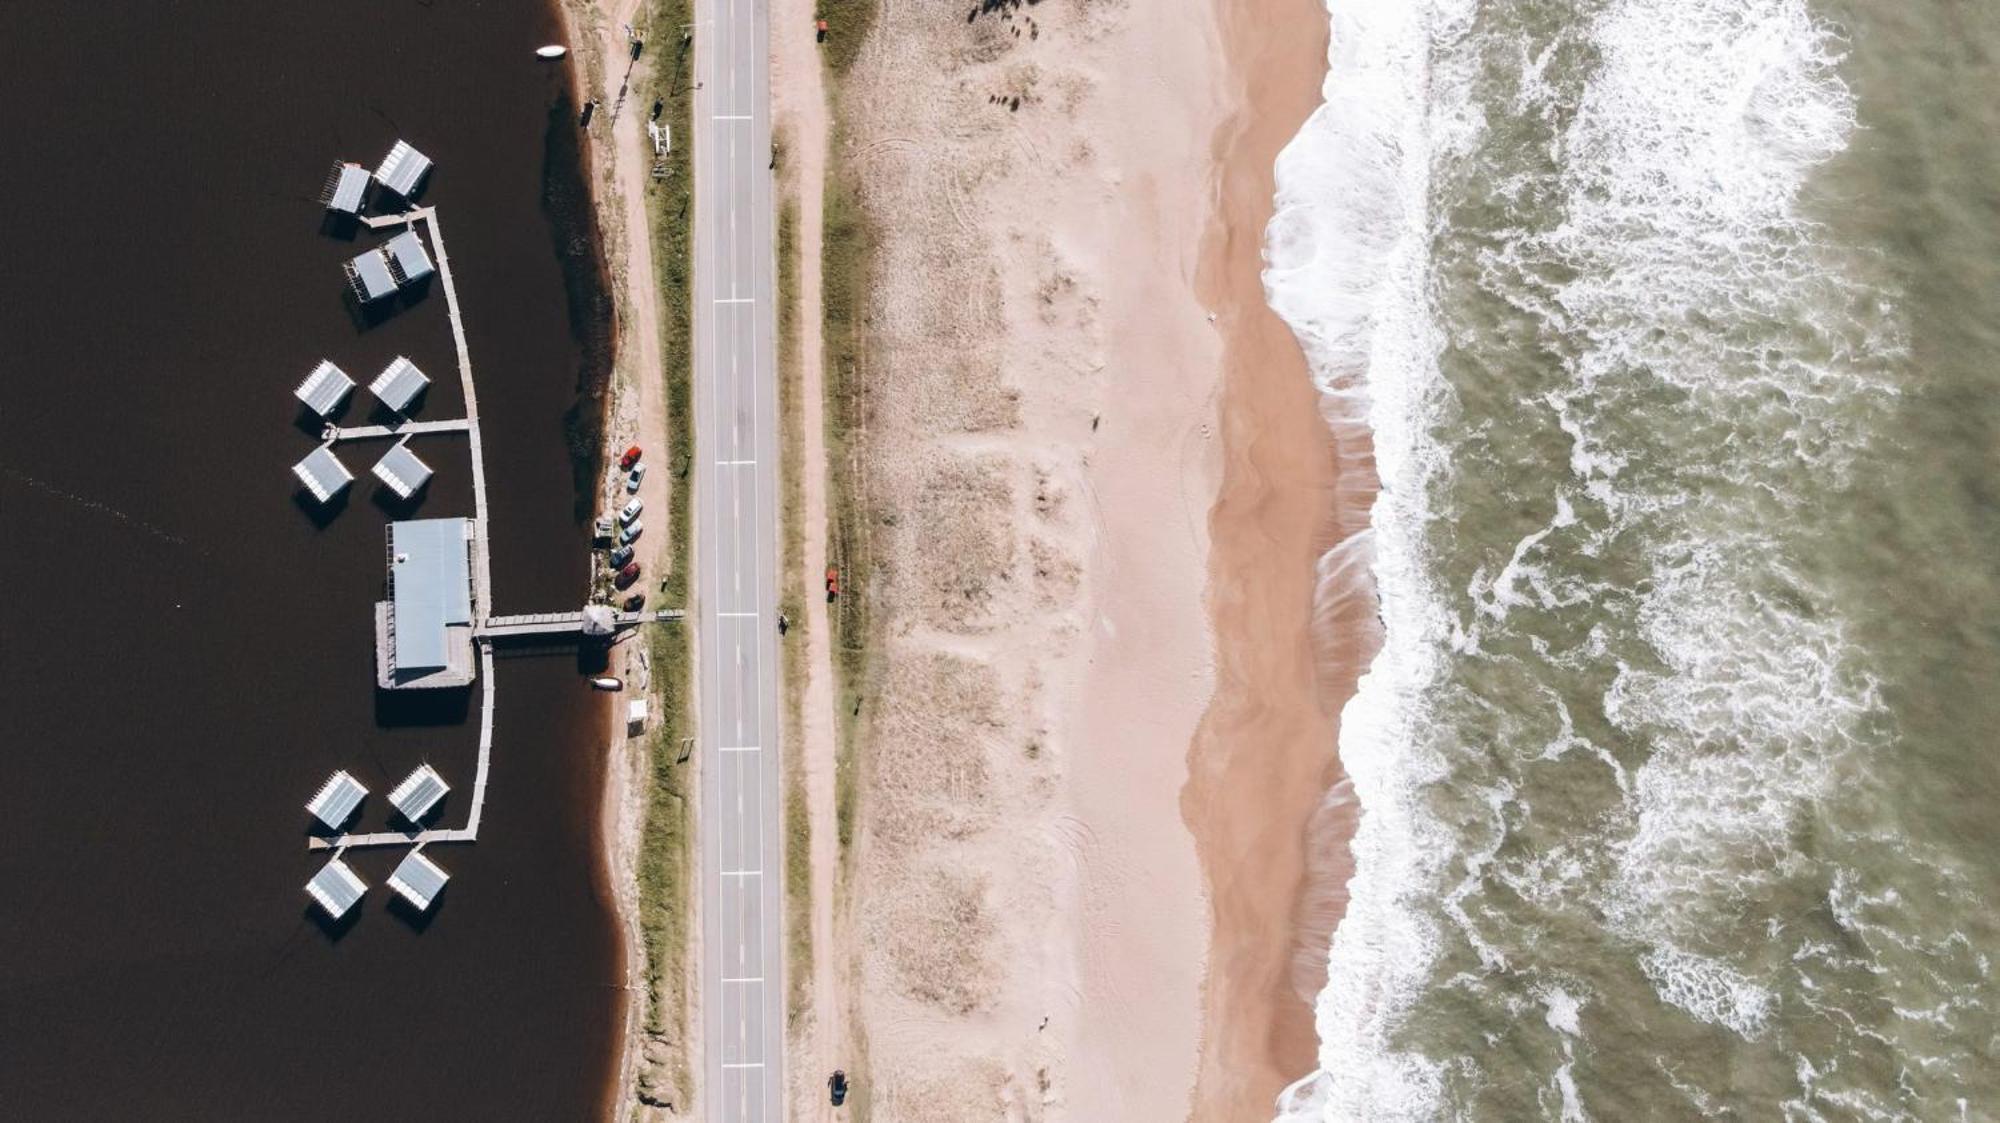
[692, 0, 784, 1118]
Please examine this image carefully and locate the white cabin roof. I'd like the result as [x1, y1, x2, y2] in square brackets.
[305, 770, 368, 830]
[384, 229, 434, 284]
[389, 763, 450, 824]
[294, 360, 355, 418]
[371, 440, 433, 499]
[291, 445, 353, 504]
[322, 162, 371, 214]
[374, 140, 433, 198]
[370, 356, 430, 414]
[306, 858, 367, 918]
[387, 850, 450, 911]
[345, 249, 399, 302]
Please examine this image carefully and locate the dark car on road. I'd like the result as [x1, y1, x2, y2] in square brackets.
[609, 545, 634, 569]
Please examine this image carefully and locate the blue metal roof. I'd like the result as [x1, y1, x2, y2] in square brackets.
[390, 518, 471, 670]
[384, 229, 434, 284]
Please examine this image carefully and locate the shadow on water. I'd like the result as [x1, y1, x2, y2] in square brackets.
[305, 902, 362, 944]
[541, 93, 616, 525]
[373, 685, 471, 728]
[293, 487, 349, 529]
[389, 889, 445, 932]
[369, 481, 430, 518]
[319, 211, 361, 242]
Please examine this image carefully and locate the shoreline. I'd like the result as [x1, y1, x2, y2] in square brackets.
[1185, 0, 1352, 1116]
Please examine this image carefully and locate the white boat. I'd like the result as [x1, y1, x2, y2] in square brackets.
[536, 45, 568, 59]
[590, 676, 624, 691]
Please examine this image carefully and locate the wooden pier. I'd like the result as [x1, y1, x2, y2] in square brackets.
[479, 607, 684, 640]
[323, 417, 470, 442]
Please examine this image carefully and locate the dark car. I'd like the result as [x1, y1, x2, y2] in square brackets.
[609, 545, 635, 569]
[622, 593, 647, 612]
[614, 561, 641, 589]
[829, 1070, 848, 1107]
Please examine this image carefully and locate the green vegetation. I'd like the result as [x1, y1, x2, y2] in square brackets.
[813, 0, 880, 78]
[632, 0, 697, 1110]
[776, 190, 815, 1020]
[821, 138, 876, 859]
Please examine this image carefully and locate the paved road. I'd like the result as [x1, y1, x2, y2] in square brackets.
[692, 0, 784, 1119]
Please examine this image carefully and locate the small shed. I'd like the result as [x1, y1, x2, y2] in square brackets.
[387, 849, 450, 912]
[389, 763, 450, 824]
[292, 445, 354, 504]
[305, 770, 368, 831]
[343, 248, 399, 303]
[374, 140, 433, 198]
[370, 357, 430, 414]
[384, 229, 435, 285]
[372, 439, 433, 499]
[306, 857, 368, 919]
[319, 161, 371, 214]
[294, 360, 355, 418]
[627, 698, 648, 734]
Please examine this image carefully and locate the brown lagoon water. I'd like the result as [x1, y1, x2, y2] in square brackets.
[0, 2, 621, 1118]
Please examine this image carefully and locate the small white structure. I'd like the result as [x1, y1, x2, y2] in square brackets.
[344, 248, 399, 303]
[370, 356, 430, 414]
[374, 140, 434, 198]
[319, 161, 371, 214]
[372, 439, 433, 499]
[627, 698, 649, 734]
[294, 360, 356, 418]
[383, 229, 435, 285]
[387, 848, 450, 911]
[389, 763, 450, 824]
[292, 445, 354, 504]
[306, 857, 368, 919]
[305, 770, 368, 830]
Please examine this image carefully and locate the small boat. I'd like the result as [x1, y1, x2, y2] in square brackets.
[590, 676, 623, 691]
[536, 45, 568, 59]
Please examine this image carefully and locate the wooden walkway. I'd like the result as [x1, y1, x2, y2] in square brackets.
[323, 417, 470, 442]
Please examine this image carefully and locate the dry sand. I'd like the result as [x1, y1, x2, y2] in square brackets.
[825, 0, 1332, 1116]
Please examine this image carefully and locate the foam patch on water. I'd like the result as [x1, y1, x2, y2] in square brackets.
[1265, 0, 1900, 1116]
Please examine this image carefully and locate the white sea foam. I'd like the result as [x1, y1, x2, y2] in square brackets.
[1265, 0, 1893, 1117]
[1267, 0, 1462, 1117]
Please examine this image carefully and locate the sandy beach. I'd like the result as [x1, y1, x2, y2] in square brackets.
[818, 0, 1346, 1117]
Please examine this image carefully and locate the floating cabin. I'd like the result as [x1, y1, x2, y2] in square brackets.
[374, 140, 433, 199]
[371, 439, 433, 500]
[318, 161, 372, 215]
[389, 763, 451, 825]
[383, 229, 435, 285]
[387, 849, 450, 912]
[343, 248, 400, 304]
[306, 857, 368, 919]
[291, 445, 354, 504]
[305, 770, 369, 831]
[375, 518, 476, 689]
[370, 356, 430, 414]
[293, 360, 355, 418]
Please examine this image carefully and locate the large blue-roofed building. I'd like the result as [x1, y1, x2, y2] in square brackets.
[374, 517, 475, 689]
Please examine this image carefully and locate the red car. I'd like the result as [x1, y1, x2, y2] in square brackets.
[825, 566, 840, 599]
[619, 445, 643, 471]
[615, 561, 642, 588]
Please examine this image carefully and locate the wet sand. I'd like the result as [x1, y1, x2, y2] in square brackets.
[1183, 0, 1357, 1116]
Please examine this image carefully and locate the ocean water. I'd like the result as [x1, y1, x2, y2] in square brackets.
[1266, 0, 2000, 1118]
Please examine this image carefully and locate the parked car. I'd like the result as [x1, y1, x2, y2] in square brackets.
[825, 565, 840, 599]
[619, 519, 644, 545]
[622, 593, 647, 612]
[619, 496, 644, 524]
[829, 1070, 849, 1107]
[609, 545, 635, 569]
[619, 444, 643, 471]
[626, 463, 647, 493]
[615, 561, 642, 588]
